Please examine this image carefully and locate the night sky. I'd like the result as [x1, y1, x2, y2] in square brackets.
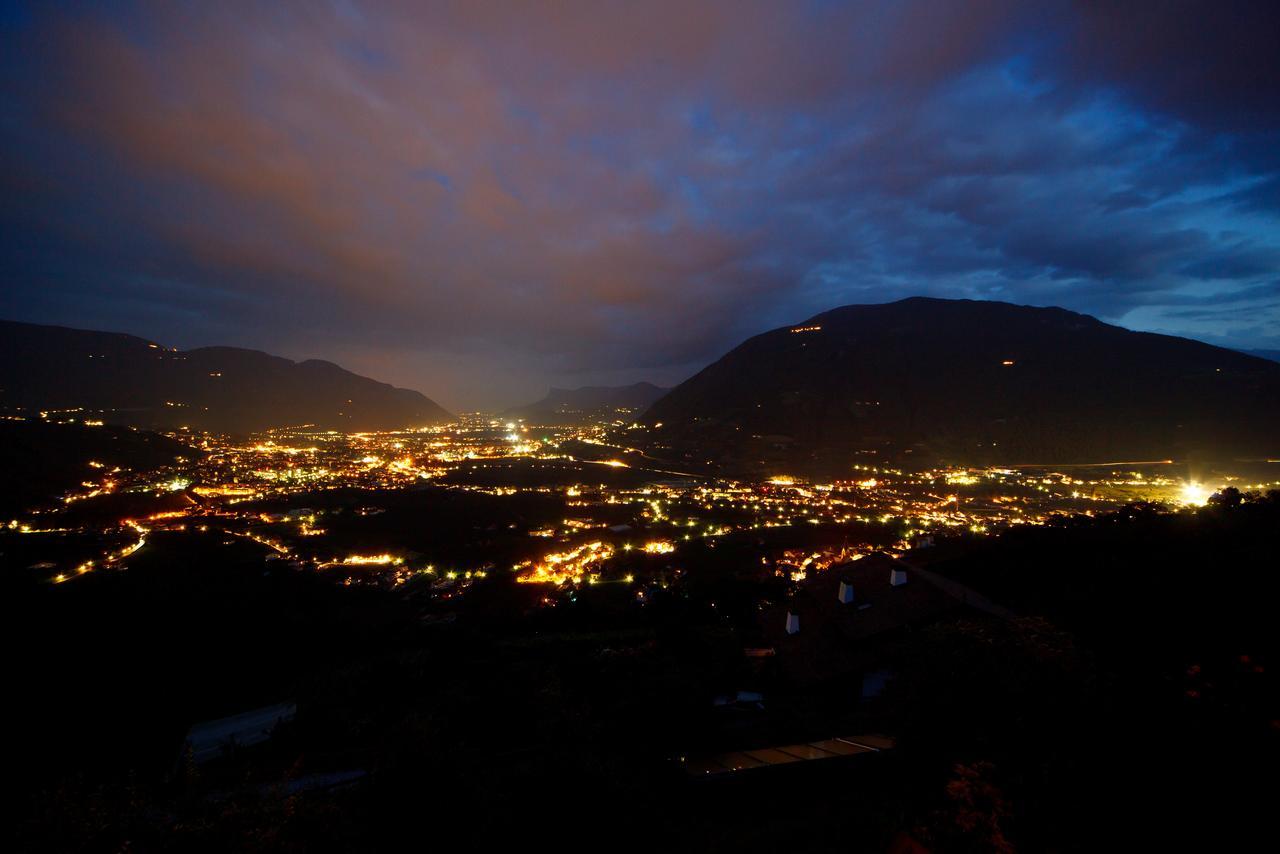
[2, 1, 1278, 409]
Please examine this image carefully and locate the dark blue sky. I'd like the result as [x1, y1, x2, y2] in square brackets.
[2, 1, 1278, 409]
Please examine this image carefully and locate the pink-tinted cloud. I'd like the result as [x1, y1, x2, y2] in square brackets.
[2, 1, 1277, 408]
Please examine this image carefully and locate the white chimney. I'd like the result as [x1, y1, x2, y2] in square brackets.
[838, 581, 855, 604]
[890, 568, 908, 587]
[785, 611, 800, 635]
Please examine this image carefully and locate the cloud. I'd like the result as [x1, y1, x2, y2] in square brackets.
[1, 1, 1277, 407]
[1050, 1, 1280, 137]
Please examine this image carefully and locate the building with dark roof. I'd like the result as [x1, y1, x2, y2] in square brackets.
[756, 553, 977, 689]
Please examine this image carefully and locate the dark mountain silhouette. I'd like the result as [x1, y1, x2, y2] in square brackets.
[1247, 349, 1280, 364]
[0, 320, 452, 433]
[641, 297, 1280, 470]
[505, 382, 668, 424]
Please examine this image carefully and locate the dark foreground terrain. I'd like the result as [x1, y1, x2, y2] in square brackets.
[6, 490, 1277, 852]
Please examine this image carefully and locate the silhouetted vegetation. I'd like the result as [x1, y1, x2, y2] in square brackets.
[880, 490, 1280, 850]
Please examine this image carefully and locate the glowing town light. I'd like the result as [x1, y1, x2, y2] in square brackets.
[768, 476, 796, 486]
[1180, 482, 1212, 506]
[339, 554, 400, 565]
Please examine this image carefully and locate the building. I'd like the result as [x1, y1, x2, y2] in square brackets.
[182, 701, 296, 764]
[755, 553, 979, 691]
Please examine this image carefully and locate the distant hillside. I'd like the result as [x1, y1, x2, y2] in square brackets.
[0, 420, 197, 515]
[641, 297, 1280, 471]
[1247, 349, 1280, 364]
[0, 320, 452, 433]
[505, 382, 668, 424]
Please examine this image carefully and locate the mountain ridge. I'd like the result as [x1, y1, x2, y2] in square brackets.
[641, 297, 1280, 471]
[505, 381, 668, 424]
[0, 319, 453, 433]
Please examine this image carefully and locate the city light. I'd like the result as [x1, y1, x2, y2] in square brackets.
[1180, 482, 1213, 506]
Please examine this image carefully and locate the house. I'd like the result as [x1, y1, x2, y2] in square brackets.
[182, 701, 296, 764]
[755, 553, 977, 689]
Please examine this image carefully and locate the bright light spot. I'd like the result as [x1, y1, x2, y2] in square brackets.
[1180, 482, 1212, 506]
[338, 554, 400, 566]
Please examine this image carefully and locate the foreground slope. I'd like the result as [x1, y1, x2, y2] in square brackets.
[0, 320, 452, 432]
[642, 297, 1280, 469]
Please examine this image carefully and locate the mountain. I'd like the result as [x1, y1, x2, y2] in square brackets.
[1247, 349, 1280, 364]
[505, 382, 668, 424]
[0, 320, 452, 433]
[641, 297, 1280, 471]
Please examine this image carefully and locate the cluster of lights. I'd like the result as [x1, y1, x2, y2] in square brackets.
[328, 554, 402, 567]
[14, 411, 1271, 601]
[516, 541, 615, 585]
